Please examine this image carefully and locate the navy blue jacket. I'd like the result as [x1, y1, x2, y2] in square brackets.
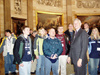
[88, 37, 100, 58]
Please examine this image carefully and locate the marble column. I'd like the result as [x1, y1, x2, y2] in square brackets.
[66, 0, 72, 24]
[27, 0, 33, 30]
[4, 0, 11, 30]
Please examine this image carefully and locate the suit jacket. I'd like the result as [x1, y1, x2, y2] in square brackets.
[69, 28, 88, 65]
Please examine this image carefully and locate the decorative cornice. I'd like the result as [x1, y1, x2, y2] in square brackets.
[37, 0, 62, 7]
[77, 0, 100, 8]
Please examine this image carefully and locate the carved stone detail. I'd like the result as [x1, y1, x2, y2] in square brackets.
[37, 0, 62, 7]
[14, 0, 21, 14]
[77, 0, 100, 8]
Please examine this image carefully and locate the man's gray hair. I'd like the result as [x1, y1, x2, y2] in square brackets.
[74, 18, 82, 26]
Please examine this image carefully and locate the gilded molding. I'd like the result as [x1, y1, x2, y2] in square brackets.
[77, 0, 100, 8]
[37, 0, 62, 7]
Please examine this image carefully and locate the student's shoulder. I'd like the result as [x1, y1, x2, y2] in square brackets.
[88, 37, 92, 41]
[56, 38, 62, 43]
[16, 37, 23, 42]
[44, 38, 48, 41]
[44, 38, 50, 43]
[2, 37, 6, 40]
[34, 36, 39, 42]
[64, 30, 69, 33]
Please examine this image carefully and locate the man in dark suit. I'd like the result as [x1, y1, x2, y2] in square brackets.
[67, 18, 88, 75]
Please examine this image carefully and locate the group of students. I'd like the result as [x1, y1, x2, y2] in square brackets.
[82, 22, 100, 75]
[0, 18, 100, 75]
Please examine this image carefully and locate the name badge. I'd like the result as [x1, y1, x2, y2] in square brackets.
[97, 48, 100, 51]
[62, 44, 64, 47]
[27, 51, 31, 55]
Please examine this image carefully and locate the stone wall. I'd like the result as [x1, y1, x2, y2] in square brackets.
[11, 0, 27, 32]
[11, 0, 27, 19]
[0, 0, 28, 37]
[0, 0, 4, 37]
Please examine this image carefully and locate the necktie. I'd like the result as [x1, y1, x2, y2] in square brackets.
[74, 31, 77, 38]
[75, 31, 77, 35]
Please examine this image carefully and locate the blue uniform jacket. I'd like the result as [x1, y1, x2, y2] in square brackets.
[88, 37, 100, 58]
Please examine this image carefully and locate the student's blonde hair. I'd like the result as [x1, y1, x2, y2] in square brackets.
[38, 27, 45, 36]
[90, 27, 100, 40]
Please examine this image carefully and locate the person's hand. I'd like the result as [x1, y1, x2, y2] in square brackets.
[19, 63, 24, 67]
[51, 54, 58, 59]
[36, 56, 39, 59]
[54, 54, 58, 57]
[51, 56, 56, 59]
[77, 59, 82, 67]
[31, 60, 33, 63]
[53, 54, 57, 59]
[67, 57, 70, 64]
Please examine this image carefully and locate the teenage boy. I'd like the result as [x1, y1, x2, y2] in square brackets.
[43, 27, 63, 75]
[0, 30, 17, 75]
[84, 22, 91, 36]
[56, 25, 69, 75]
[13, 26, 34, 75]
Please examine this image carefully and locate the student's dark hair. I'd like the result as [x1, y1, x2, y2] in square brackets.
[21, 26, 29, 31]
[30, 29, 32, 31]
[5, 29, 11, 34]
[68, 23, 72, 25]
[48, 27, 55, 32]
[32, 30, 37, 34]
[84, 22, 89, 26]
[57, 25, 63, 29]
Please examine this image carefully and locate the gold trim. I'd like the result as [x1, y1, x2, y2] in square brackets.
[36, 12, 38, 26]
[36, 11, 64, 26]
[76, 13, 100, 16]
